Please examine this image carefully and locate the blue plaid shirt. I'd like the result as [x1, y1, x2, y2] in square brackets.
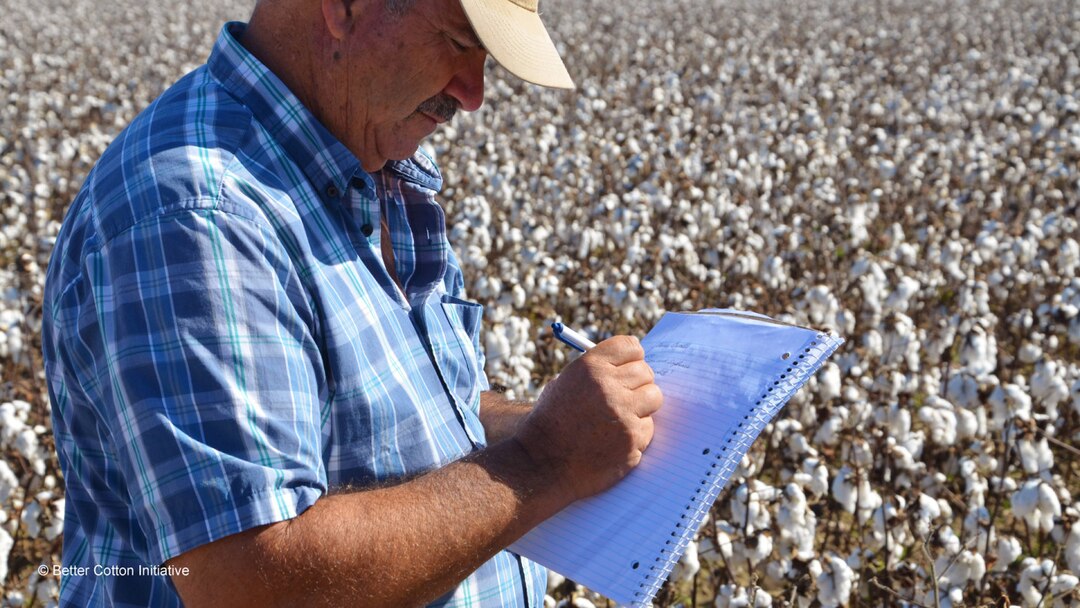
[42, 22, 546, 607]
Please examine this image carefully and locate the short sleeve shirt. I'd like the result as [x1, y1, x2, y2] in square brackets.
[42, 22, 547, 607]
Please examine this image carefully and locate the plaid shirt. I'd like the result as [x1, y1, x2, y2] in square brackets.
[42, 22, 546, 608]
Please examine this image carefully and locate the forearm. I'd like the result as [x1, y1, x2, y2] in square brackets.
[170, 439, 567, 608]
[479, 390, 534, 444]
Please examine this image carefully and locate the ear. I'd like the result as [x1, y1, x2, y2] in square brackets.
[321, 0, 355, 41]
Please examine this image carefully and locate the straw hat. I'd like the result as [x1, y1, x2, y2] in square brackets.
[459, 0, 575, 89]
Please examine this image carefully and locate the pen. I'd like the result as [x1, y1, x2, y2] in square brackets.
[551, 322, 597, 353]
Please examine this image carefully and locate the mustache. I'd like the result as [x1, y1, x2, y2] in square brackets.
[415, 94, 459, 123]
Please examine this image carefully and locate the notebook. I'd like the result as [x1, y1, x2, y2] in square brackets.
[510, 309, 844, 606]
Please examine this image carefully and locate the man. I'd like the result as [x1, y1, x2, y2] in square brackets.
[42, 0, 662, 606]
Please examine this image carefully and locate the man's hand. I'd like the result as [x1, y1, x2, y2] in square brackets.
[513, 335, 663, 503]
[168, 337, 661, 608]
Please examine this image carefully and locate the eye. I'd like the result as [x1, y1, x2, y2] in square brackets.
[446, 33, 468, 53]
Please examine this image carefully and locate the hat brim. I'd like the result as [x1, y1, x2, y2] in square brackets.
[460, 0, 575, 90]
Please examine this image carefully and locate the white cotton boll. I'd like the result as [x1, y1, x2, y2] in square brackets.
[989, 383, 1034, 429]
[0, 527, 11, 582]
[671, 539, 700, 582]
[919, 397, 958, 446]
[1068, 525, 1080, 575]
[796, 458, 829, 498]
[1050, 573, 1078, 596]
[0, 460, 18, 504]
[743, 533, 774, 566]
[21, 501, 42, 538]
[816, 554, 854, 608]
[946, 373, 980, 409]
[832, 466, 858, 514]
[850, 439, 874, 468]
[544, 596, 557, 608]
[1016, 437, 1053, 475]
[699, 527, 734, 563]
[941, 550, 986, 588]
[913, 493, 942, 538]
[1030, 360, 1069, 417]
[1017, 559, 1053, 606]
[44, 498, 63, 542]
[959, 326, 997, 380]
[994, 536, 1023, 571]
[1013, 480, 1061, 533]
[1018, 342, 1043, 364]
[731, 481, 777, 534]
[715, 585, 771, 608]
[778, 484, 816, 560]
[954, 407, 978, 440]
[546, 570, 565, 593]
[818, 363, 842, 402]
[556, 598, 596, 608]
[884, 276, 921, 314]
[813, 415, 844, 447]
[1073, 378, 1080, 417]
[938, 527, 962, 556]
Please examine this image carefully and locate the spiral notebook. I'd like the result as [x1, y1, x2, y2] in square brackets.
[510, 309, 843, 606]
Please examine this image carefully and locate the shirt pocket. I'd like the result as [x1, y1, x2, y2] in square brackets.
[431, 293, 489, 444]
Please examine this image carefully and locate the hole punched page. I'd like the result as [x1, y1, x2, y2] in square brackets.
[509, 310, 844, 606]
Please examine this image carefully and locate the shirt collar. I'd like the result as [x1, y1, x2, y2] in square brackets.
[208, 22, 444, 199]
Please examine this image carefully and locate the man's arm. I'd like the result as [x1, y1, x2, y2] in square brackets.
[479, 390, 533, 444]
[169, 336, 662, 608]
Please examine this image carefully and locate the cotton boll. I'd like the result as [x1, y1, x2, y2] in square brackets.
[778, 484, 817, 560]
[919, 396, 958, 447]
[716, 585, 771, 608]
[940, 550, 986, 589]
[1016, 437, 1054, 475]
[0, 527, 11, 583]
[671, 539, 700, 582]
[832, 466, 858, 514]
[731, 481, 778, 535]
[20, 500, 42, 538]
[1051, 573, 1079, 596]
[1068, 524, 1080, 575]
[818, 363, 842, 402]
[794, 458, 829, 498]
[913, 493, 943, 538]
[816, 554, 855, 608]
[547, 570, 566, 594]
[884, 276, 921, 314]
[994, 536, 1023, 571]
[1013, 480, 1062, 533]
[1016, 559, 1055, 607]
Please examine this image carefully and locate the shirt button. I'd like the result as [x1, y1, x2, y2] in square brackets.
[360, 224, 374, 237]
[326, 185, 340, 198]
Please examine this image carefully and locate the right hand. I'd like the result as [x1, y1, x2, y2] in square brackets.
[513, 335, 663, 504]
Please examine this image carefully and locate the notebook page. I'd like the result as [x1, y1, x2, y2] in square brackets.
[510, 311, 843, 606]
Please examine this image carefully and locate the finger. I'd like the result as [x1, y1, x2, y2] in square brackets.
[632, 383, 663, 417]
[637, 416, 655, 452]
[589, 335, 645, 366]
[616, 359, 655, 390]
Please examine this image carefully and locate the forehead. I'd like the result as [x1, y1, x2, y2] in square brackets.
[416, 0, 478, 36]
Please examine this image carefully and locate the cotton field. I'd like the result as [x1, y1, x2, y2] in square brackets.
[1, 0, 1078, 605]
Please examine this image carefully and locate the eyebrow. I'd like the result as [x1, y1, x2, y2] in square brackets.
[451, 20, 484, 49]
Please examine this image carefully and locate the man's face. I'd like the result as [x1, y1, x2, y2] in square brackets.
[342, 0, 487, 170]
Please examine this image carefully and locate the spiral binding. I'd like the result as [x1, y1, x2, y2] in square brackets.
[630, 332, 843, 607]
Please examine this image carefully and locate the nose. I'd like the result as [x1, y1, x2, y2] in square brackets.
[443, 51, 486, 113]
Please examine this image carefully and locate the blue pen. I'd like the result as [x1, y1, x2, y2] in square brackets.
[551, 322, 598, 353]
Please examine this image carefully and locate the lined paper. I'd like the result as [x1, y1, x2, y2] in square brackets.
[510, 309, 844, 606]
